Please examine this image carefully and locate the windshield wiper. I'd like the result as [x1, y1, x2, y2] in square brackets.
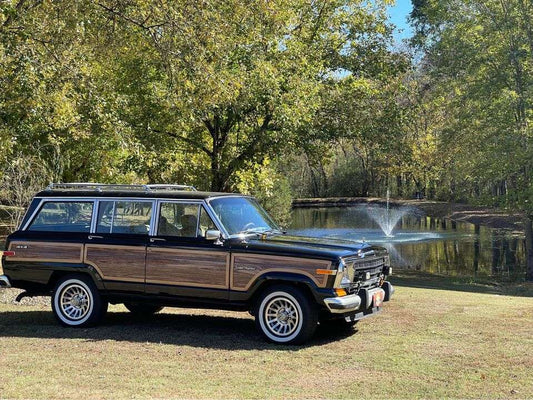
[237, 227, 268, 235]
[237, 227, 281, 236]
[261, 228, 282, 235]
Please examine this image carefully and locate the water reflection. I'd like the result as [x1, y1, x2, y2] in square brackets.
[0, 207, 526, 281]
[289, 206, 526, 281]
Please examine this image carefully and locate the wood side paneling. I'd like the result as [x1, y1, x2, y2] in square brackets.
[84, 244, 146, 282]
[146, 248, 229, 289]
[7, 241, 83, 263]
[232, 254, 332, 290]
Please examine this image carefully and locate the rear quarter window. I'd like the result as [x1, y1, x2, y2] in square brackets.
[28, 201, 93, 233]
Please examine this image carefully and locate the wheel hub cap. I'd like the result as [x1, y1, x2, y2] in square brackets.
[60, 283, 91, 320]
[71, 294, 86, 308]
[277, 309, 290, 323]
[265, 297, 300, 337]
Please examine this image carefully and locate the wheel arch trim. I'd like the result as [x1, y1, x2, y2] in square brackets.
[243, 271, 326, 305]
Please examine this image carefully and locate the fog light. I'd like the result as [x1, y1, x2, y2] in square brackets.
[365, 272, 371, 280]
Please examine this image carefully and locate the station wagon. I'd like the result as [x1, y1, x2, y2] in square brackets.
[0, 183, 393, 344]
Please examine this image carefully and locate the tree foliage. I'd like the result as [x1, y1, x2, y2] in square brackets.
[409, 0, 532, 207]
[1, 0, 398, 197]
[409, 0, 533, 279]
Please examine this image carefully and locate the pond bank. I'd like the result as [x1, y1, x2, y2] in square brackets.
[292, 197, 525, 233]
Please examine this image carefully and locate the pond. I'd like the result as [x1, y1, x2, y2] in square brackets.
[0, 205, 527, 281]
[288, 205, 527, 281]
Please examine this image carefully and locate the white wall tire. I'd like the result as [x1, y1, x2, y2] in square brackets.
[255, 285, 317, 345]
[52, 275, 106, 327]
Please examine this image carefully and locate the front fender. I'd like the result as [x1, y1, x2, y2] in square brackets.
[232, 271, 333, 304]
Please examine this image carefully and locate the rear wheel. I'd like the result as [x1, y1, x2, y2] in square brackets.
[255, 285, 317, 345]
[124, 302, 163, 316]
[52, 275, 107, 327]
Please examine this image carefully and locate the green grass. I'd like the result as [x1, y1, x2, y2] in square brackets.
[0, 280, 532, 399]
[390, 270, 533, 297]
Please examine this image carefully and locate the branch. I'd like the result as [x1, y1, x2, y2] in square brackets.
[1, 0, 26, 31]
[149, 127, 213, 157]
[96, 2, 167, 31]
[226, 113, 274, 172]
[308, 0, 328, 43]
[203, 119, 216, 140]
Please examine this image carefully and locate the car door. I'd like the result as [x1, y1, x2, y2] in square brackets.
[83, 199, 154, 294]
[145, 200, 230, 300]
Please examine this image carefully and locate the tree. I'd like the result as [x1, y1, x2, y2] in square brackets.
[410, 0, 533, 280]
[0, 1, 134, 183]
[93, 0, 395, 191]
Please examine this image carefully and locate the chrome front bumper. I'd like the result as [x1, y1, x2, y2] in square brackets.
[0, 275, 12, 288]
[324, 283, 393, 314]
[324, 293, 362, 313]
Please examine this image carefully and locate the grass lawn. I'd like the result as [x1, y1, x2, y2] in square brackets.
[0, 276, 532, 399]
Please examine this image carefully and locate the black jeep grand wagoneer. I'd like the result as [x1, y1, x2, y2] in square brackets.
[0, 183, 393, 344]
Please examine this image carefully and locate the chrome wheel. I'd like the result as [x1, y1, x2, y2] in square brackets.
[264, 297, 300, 337]
[52, 276, 101, 327]
[257, 288, 312, 344]
[60, 283, 91, 320]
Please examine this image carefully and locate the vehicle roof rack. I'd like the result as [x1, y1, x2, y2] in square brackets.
[45, 183, 197, 192]
[145, 184, 197, 191]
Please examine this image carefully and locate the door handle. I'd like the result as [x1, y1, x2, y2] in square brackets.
[88, 235, 104, 240]
[150, 238, 166, 243]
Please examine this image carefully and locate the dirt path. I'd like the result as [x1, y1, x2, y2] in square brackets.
[293, 197, 525, 233]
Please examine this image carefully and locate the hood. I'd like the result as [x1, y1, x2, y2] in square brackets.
[230, 233, 384, 261]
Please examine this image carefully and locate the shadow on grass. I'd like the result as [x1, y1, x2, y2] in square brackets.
[0, 309, 357, 349]
[389, 271, 533, 297]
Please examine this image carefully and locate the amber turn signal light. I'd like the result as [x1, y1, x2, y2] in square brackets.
[335, 288, 347, 297]
[316, 269, 336, 275]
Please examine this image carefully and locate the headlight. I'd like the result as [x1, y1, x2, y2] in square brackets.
[334, 259, 354, 288]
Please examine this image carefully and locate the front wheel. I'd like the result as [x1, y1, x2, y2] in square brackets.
[255, 285, 317, 345]
[52, 275, 107, 327]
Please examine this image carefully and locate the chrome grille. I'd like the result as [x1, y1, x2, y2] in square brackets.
[354, 258, 385, 270]
[343, 255, 386, 290]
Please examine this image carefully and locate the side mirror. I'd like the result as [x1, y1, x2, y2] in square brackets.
[205, 229, 222, 241]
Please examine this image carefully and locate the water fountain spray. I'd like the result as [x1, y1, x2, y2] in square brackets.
[367, 188, 407, 237]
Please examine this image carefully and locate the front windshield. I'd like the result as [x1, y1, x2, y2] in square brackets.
[208, 197, 280, 236]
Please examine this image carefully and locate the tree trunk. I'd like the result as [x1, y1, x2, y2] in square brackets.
[206, 117, 233, 192]
[210, 153, 227, 192]
[396, 174, 403, 197]
[525, 216, 533, 281]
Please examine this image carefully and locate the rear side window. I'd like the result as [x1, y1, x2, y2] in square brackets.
[28, 201, 93, 232]
[96, 200, 152, 235]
